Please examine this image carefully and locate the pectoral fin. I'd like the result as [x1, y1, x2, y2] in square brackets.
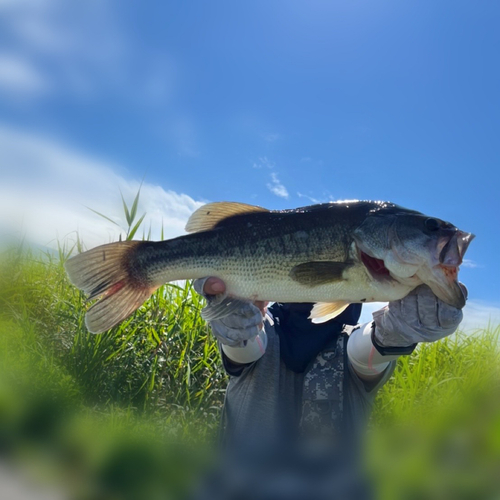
[290, 261, 351, 286]
[309, 301, 350, 324]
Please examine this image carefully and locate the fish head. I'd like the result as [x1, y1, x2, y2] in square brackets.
[353, 206, 474, 308]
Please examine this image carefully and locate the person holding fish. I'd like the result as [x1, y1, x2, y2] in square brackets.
[65, 199, 472, 498]
[195, 277, 466, 440]
[189, 278, 467, 499]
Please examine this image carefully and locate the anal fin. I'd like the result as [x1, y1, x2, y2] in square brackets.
[309, 301, 350, 324]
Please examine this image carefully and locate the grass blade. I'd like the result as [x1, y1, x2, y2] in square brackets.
[86, 206, 120, 227]
[129, 183, 142, 225]
[127, 213, 147, 240]
[120, 190, 132, 226]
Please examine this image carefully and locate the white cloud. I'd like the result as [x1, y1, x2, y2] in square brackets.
[0, 53, 49, 96]
[299, 157, 323, 166]
[0, 0, 119, 95]
[297, 191, 336, 204]
[1, 1, 123, 62]
[267, 172, 289, 199]
[357, 300, 500, 333]
[0, 0, 175, 104]
[263, 133, 281, 142]
[252, 156, 275, 169]
[0, 125, 203, 249]
[297, 192, 321, 204]
[462, 259, 479, 269]
[253, 157, 289, 199]
[460, 300, 500, 332]
[358, 302, 386, 325]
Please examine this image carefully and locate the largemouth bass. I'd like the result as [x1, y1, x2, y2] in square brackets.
[65, 200, 474, 333]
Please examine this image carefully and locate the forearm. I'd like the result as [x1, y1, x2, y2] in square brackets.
[220, 326, 268, 364]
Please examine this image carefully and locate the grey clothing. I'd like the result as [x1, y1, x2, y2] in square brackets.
[220, 313, 396, 450]
[198, 313, 396, 500]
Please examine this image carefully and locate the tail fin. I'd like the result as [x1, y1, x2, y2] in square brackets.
[65, 241, 156, 333]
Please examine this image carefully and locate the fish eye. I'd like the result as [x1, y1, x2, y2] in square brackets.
[425, 218, 440, 231]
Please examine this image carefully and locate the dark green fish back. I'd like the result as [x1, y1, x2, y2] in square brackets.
[147, 200, 404, 274]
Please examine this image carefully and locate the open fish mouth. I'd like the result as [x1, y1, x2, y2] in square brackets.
[359, 251, 393, 280]
[359, 229, 475, 309]
[419, 230, 475, 308]
[438, 230, 475, 267]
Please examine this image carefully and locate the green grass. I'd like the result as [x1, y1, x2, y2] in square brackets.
[0, 244, 223, 499]
[0, 243, 225, 427]
[370, 328, 500, 500]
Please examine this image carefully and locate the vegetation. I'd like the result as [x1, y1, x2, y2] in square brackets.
[0, 195, 498, 499]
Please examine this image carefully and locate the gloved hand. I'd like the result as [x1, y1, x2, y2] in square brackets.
[193, 277, 267, 347]
[373, 284, 467, 348]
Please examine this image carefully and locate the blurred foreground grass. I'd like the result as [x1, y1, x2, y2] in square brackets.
[0, 241, 499, 499]
[0, 242, 224, 499]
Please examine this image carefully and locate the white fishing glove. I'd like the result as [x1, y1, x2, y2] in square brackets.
[373, 283, 466, 347]
[193, 278, 265, 348]
[347, 284, 466, 379]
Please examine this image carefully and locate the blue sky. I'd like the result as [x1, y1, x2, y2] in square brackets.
[0, 0, 498, 327]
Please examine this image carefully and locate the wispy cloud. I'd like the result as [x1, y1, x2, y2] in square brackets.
[0, 53, 50, 96]
[297, 191, 334, 204]
[0, 125, 203, 249]
[253, 157, 289, 199]
[462, 259, 479, 269]
[299, 157, 323, 166]
[252, 156, 275, 169]
[267, 172, 289, 199]
[0, 0, 175, 105]
[460, 300, 500, 331]
[263, 133, 281, 142]
[297, 192, 321, 204]
[358, 300, 500, 333]
[358, 302, 387, 325]
[0, 1, 124, 97]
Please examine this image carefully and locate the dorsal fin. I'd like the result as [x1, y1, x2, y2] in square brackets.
[185, 202, 269, 233]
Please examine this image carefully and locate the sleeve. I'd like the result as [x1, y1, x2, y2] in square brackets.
[218, 315, 270, 377]
[219, 347, 249, 377]
[347, 357, 397, 395]
[347, 322, 402, 377]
